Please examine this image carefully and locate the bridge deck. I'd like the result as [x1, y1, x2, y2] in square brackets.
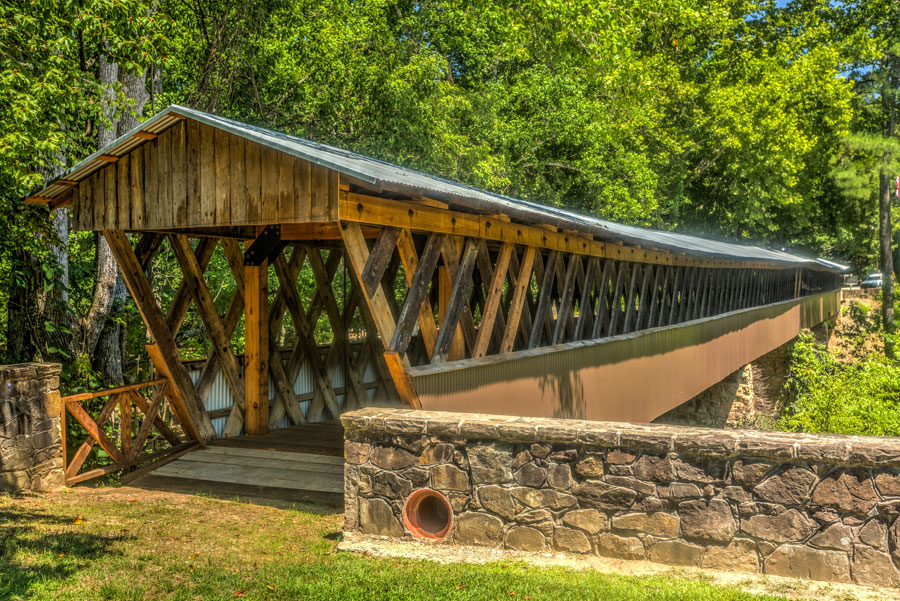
[132, 422, 345, 506]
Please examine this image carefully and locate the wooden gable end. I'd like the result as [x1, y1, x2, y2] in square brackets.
[71, 119, 339, 231]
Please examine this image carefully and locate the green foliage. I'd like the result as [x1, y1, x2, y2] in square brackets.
[0, 0, 885, 380]
[843, 299, 882, 346]
[780, 332, 900, 436]
[160, 0, 857, 240]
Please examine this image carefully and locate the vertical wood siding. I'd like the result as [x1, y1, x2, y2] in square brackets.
[72, 119, 339, 231]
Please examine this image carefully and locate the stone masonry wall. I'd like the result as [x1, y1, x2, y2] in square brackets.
[343, 408, 900, 587]
[0, 363, 64, 492]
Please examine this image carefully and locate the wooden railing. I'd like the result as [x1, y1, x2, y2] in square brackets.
[61, 378, 194, 485]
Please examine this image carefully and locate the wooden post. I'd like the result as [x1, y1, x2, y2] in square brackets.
[60, 395, 67, 477]
[244, 261, 269, 435]
[120, 394, 132, 457]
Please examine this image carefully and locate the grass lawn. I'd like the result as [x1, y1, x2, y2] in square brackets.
[0, 487, 789, 601]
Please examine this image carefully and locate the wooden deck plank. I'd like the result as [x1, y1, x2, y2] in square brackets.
[133, 422, 347, 505]
[152, 461, 343, 493]
[210, 423, 345, 456]
[132, 422, 347, 505]
[196, 446, 344, 465]
[175, 451, 343, 474]
[134, 474, 342, 507]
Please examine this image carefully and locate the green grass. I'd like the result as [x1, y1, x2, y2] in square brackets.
[0, 488, 788, 601]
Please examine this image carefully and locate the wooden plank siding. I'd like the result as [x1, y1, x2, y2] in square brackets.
[72, 119, 338, 231]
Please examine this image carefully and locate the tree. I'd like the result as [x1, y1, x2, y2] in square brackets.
[0, 0, 168, 383]
[0, 0, 870, 386]
[834, 0, 900, 357]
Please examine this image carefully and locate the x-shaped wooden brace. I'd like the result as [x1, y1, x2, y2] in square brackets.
[64, 396, 128, 480]
[270, 246, 346, 424]
[169, 234, 247, 437]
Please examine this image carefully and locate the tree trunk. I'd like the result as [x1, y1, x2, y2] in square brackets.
[120, 71, 150, 133]
[92, 65, 152, 385]
[879, 171, 895, 358]
[880, 53, 897, 360]
[83, 50, 124, 383]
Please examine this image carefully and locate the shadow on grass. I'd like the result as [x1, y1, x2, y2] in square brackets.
[127, 476, 341, 515]
[0, 505, 131, 600]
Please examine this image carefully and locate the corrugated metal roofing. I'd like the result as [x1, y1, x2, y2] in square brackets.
[28, 105, 847, 271]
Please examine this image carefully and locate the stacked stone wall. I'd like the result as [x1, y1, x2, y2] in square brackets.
[0, 363, 64, 492]
[343, 408, 900, 587]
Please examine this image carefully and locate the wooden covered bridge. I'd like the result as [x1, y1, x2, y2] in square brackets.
[27, 106, 844, 500]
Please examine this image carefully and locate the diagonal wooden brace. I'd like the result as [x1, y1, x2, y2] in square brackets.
[103, 230, 215, 442]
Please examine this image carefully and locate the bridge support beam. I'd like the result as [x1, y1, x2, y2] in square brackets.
[405, 290, 840, 423]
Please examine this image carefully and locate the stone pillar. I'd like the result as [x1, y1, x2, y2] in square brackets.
[0, 363, 64, 492]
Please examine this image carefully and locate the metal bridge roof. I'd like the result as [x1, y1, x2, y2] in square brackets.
[28, 105, 847, 271]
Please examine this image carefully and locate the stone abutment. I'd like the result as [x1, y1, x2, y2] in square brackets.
[343, 407, 900, 587]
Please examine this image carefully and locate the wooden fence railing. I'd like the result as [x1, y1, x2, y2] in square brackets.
[61, 378, 195, 485]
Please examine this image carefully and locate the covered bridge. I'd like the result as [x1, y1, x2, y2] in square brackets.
[27, 106, 844, 487]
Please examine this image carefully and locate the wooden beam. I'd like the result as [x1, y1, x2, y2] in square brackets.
[165, 237, 217, 335]
[272, 250, 342, 421]
[529, 251, 559, 349]
[134, 232, 165, 271]
[473, 242, 513, 357]
[65, 395, 122, 479]
[341, 191, 788, 270]
[395, 229, 440, 359]
[573, 257, 598, 340]
[634, 264, 654, 332]
[128, 384, 167, 462]
[553, 253, 579, 344]
[103, 230, 214, 442]
[500, 246, 536, 354]
[432, 238, 479, 363]
[282, 222, 381, 240]
[592, 259, 614, 339]
[436, 238, 472, 360]
[510, 246, 536, 348]
[127, 387, 181, 446]
[307, 248, 361, 419]
[390, 232, 444, 357]
[244, 261, 269, 435]
[49, 197, 72, 210]
[168, 235, 247, 436]
[607, 262, 628, 337]
[383, 350, 421, 409]
[361, 226, 401, 296]
[341, 222, 396, 343]
[622, 263, 642, 334]
[531, 251, 555, 343]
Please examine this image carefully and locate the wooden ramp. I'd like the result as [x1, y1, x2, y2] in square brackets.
[132, 422, 345, 506]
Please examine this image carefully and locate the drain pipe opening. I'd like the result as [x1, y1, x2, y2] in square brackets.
[403, 488, 453, 540]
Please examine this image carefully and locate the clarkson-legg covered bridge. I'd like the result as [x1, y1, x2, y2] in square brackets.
[27, 105, 844, 491]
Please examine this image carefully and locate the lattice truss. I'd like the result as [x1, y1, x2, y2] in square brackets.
[103, 225, 827, 439]
[340, 223, 808, 372]
[106, 231, 387, 440]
